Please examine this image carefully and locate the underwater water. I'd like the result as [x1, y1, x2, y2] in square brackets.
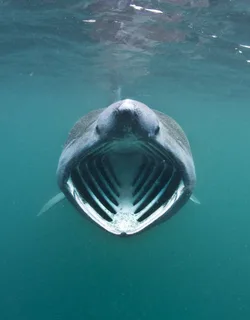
[1, 1, 250, 319]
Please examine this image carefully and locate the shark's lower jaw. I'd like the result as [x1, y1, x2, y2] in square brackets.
[66, 140, 185, 236]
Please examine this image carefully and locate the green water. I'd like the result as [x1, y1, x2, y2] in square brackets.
[1, 1, 250, 319]
[2, 79, 250, 319]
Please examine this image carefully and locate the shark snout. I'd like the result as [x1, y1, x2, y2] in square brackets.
[118, 99, 136, 114]
[115, 100, 136, 133]
[96, 99, 160, 139]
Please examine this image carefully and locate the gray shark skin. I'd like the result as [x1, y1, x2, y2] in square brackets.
[53, 99, 197, 236]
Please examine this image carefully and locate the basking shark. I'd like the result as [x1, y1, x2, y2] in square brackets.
[39, 99, 199, 236]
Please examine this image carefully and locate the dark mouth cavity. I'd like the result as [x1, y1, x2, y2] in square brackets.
[70, 142, 182, 223]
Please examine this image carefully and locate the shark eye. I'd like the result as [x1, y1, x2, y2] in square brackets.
[155, 125, 160, 135]
[96, 125, 100, 134]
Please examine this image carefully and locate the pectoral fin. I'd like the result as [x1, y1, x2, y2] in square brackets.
[37, 192, 65, 217]
[190, 194, 201, 205]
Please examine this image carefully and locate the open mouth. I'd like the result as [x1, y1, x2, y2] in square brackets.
[66, 140, 185, 235]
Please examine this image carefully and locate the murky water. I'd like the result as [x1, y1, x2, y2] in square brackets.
[1, 1, 250, 319]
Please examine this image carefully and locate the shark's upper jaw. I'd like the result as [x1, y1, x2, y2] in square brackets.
[65, 139, 185, 236]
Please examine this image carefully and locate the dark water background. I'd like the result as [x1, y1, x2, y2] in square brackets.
[1, 1, 250, 319]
